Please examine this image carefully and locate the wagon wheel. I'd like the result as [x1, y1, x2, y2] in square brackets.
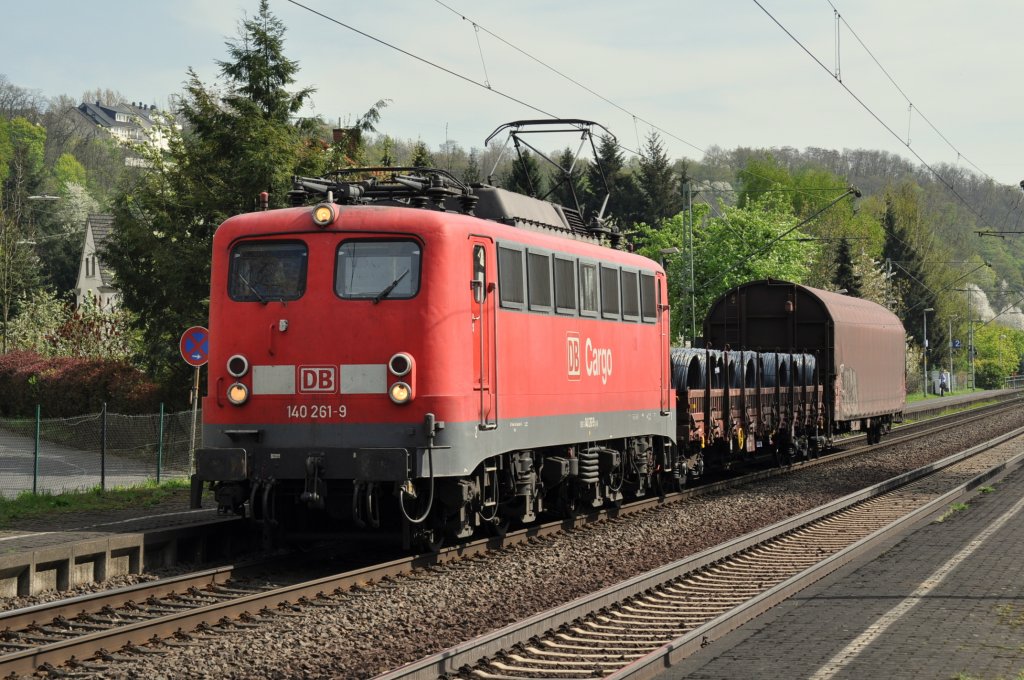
[412, 526, 444, 553]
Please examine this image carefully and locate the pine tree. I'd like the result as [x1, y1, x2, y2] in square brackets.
[104, 0, 320, 385]
[462, 149, 481, 184]
[549, 147, 588, 211]
[881, 187, 935, 350]
[504, 148, 545, 197]
[584, 135, 620, 222]
[410, 140, 433, 168]
[832, 237, 862, 296]
[637, 131, 682, 226]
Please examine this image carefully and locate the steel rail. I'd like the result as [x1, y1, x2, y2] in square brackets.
[373, 424, 1024, 680]
[1, 393, 1018, 677]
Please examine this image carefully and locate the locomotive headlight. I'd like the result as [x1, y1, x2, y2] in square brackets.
[227, 382, 250, 405]
[388, 352, 413, 377]
[312, 202, 336, 227]
[227, 354, 249, 378]
[389, 381, 412, 404]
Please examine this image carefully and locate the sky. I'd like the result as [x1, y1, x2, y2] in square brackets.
[2, 0, 1023, 187]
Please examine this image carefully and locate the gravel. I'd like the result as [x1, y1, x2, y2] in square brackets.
[16, 409, 1024, 679]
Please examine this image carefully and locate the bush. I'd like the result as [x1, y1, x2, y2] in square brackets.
[0, 350, 161, 416]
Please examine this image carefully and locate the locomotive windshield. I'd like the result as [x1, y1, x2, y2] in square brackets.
[228, 241, 307, 302]
[335, 240, 421, 300]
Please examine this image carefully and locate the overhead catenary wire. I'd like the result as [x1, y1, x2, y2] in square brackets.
[752, 0, 989, 224]
[282, 0, 559, 122]
[824, 0, 994, 182]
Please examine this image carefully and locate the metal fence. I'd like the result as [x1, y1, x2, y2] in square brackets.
[0, 405, 197, 499]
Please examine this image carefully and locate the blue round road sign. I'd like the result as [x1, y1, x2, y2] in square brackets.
[180, 326, 210, 366]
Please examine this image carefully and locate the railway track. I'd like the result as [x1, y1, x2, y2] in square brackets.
[376, 424, 1024, 680]
[0, 397, 1018, 678]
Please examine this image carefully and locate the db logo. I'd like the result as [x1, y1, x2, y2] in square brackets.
[299, 366, 337, 393]
[566, 333, 581, 380]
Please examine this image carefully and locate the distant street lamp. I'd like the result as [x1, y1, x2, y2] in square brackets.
[922, 308, 934, 397]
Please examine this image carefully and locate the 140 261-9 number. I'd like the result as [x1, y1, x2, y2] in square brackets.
[286, 404, 347, 419]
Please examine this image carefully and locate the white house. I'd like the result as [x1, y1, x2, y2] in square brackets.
[75, 214, 119, 310]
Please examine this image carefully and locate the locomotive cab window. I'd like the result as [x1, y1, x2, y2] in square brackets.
[229, 241, 308, 302]
[335, 240, 421, 300]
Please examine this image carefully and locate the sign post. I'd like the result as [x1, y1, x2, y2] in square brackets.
[180, 326, 209, 474]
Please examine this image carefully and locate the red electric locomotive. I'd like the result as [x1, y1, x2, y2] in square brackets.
[193, 122, 677, 547]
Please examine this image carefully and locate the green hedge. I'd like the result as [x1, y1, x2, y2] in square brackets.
[0, 351, 161, 417]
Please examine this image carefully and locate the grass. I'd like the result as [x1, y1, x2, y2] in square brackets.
[936, 501, 970, 523]
[0, 479, 193, 526]
[979, 485, 996, 494]
[905, 387, 985, 404]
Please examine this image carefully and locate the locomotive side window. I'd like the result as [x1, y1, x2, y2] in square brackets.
[498, 245, 525, 308]
[640, 272, 657, 322]
[621, 269, 640, 321]
[335, 240, 421, 300]
[527, 251, 552, 312]
[579, 262, 599, 317]
[229, 241, 308, 302]
[553, 256, 577, 315]
[600, 265, 620, 319]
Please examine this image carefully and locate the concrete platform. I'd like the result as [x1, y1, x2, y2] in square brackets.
[661, 438, 1024, 679]
[0, 510, 246, 597]
[902, 387, 1020, 417]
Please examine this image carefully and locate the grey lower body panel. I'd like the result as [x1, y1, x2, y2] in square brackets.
[200, 408, 675, 482]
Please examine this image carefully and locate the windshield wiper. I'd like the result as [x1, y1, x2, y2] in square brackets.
[238, 273, 267, 304]
[372, 269, 410, 304]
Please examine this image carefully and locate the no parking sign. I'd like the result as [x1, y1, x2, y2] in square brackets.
[179, 326, 209, 366]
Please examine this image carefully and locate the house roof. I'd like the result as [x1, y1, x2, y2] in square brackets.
[86, 214, 116, 287]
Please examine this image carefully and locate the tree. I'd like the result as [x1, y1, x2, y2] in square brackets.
[378, 135, 395, 167]
[104, 0, 320, 385]
[52, 153, 87, 189]
[462, 149, 481, 184]
[548, 147, 588, 211]
[881, 185, 933, 336]
[637, 131, 682, 226]
[832, 237, 862, 296]
[410, 140, 434, 168]
[585, 134, 641, 229]
[0, 207, 40, 352]
[504, 148, 545, 197]
[1, 117, 47, 225]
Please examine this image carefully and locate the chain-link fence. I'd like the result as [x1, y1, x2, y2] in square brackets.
[0, 406, 198, 499]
